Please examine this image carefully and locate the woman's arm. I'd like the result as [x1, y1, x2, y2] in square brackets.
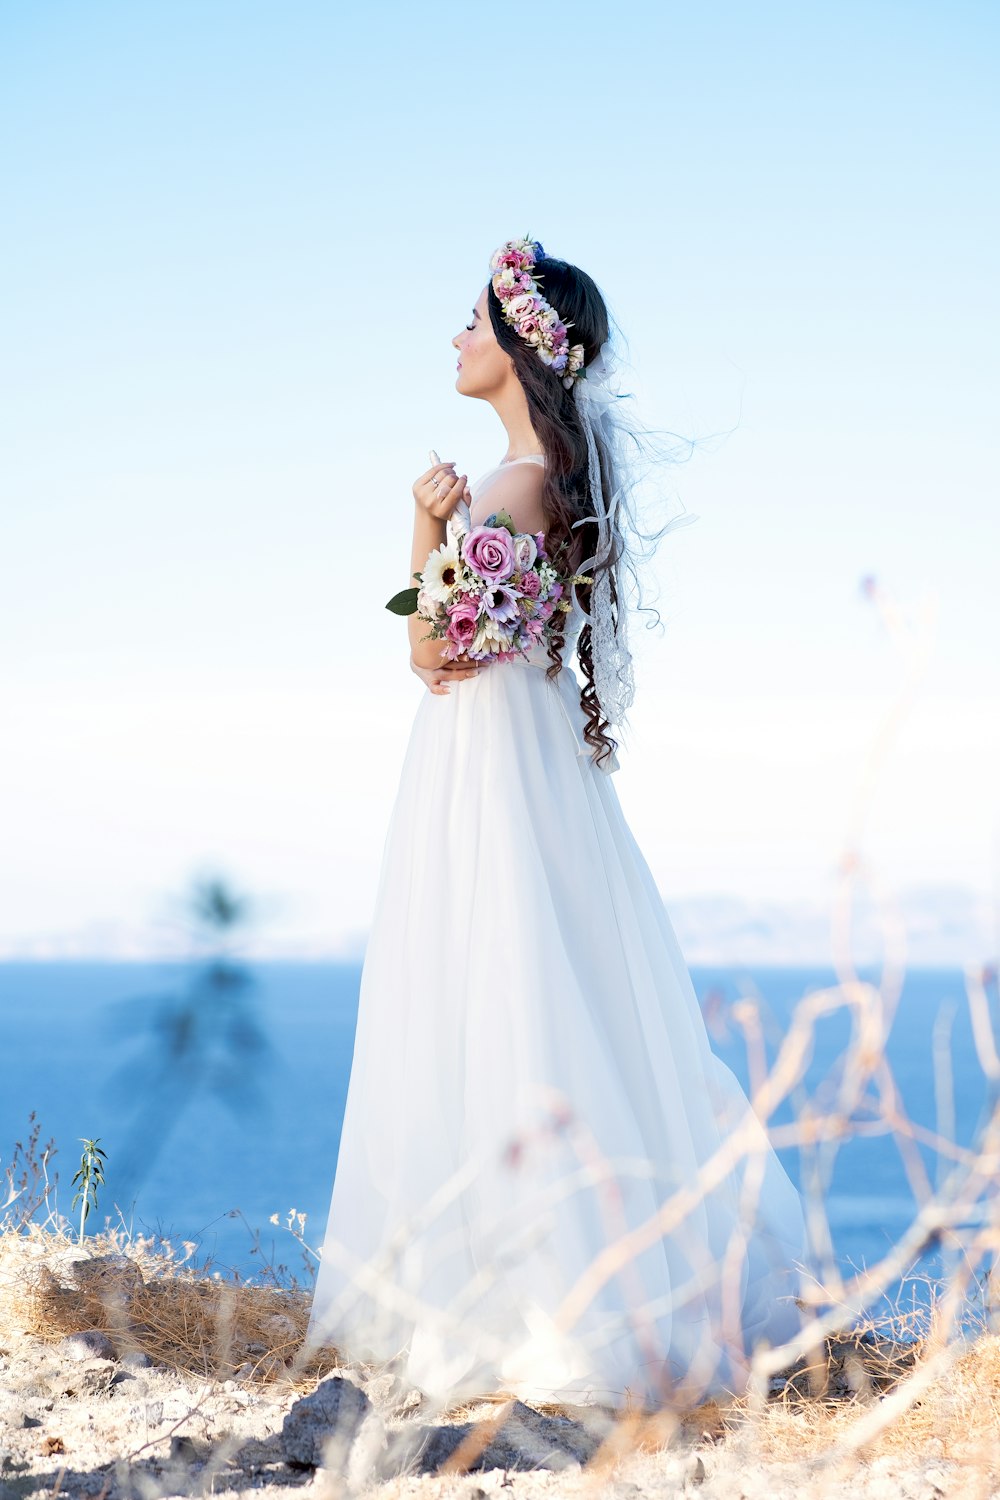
[410, 653, 483, 694]
[407, 458, 486, 676]
[407, 501, 450, 669]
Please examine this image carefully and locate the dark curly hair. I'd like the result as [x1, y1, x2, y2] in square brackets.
[487, 255, 640, 771]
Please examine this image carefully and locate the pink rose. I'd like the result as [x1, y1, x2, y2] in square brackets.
[444, 596, 479, 650]
[495, 248, 532, 274]
[462, 525, 515, 583]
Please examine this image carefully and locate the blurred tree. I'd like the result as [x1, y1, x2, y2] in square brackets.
[104, 874, 274, 1202]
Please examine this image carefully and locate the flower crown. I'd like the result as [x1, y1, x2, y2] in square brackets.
[489, 236, 586, 390]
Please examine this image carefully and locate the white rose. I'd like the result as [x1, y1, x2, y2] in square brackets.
[513, 533, 538, 570]
[505, 293, 536, 320]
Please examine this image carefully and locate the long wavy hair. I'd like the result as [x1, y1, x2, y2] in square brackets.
[488, 254, 667, 771]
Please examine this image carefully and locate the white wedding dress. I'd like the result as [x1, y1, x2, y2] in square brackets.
[305, 456, 809, 1410]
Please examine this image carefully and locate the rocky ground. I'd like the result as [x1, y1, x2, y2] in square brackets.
[1, 1230, 999, 1499]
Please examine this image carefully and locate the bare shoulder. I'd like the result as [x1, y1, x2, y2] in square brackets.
[469, 464, 548, 535]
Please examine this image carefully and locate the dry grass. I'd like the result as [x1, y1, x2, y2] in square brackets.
[0, 1219, 339, 1391]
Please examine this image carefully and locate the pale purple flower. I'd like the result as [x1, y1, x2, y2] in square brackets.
[463, 525, 516, 583]
[483, 583, 519, 624]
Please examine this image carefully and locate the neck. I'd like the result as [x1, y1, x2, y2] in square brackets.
[490, 379, 544, 461]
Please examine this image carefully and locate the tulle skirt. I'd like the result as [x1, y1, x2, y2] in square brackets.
[305, 652, 808, 1409]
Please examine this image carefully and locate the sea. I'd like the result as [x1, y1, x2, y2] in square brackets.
[1, 960, 995, 1328]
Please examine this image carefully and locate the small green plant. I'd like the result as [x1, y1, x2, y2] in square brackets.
[71, 1138, 108, 1244]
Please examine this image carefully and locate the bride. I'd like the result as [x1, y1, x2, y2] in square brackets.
[305, 236, 809, 1411]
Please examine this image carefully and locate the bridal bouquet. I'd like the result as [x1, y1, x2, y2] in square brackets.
[386, 499, 590, 664]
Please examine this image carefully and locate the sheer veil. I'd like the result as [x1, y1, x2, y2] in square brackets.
[570, 339, 699, 735]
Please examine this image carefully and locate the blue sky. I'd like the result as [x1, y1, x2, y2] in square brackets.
[1, 2, 997, 962]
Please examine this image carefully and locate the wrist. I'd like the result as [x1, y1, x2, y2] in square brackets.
[414, 501, 447, 526]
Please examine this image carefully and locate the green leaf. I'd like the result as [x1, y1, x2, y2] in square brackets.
[488, 509, 517, 536]
[385, 587, 420, 616]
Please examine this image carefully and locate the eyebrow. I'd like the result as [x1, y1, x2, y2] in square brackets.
[471, 308, 480, 320]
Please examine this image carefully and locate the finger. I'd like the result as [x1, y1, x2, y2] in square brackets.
[421, 467, 461, 512]
[433, 664, 468, 680]
[421, 460, 457, 484]
[431, 472, 458, 499]
[432, 473, 467, 518]
[415, 462, 457, 496]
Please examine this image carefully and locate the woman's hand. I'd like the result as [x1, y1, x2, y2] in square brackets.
[410, 651, 492, 695]
[413, 459, 470, 522]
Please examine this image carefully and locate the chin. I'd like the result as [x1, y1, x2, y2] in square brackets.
[455, 373, 488, 402]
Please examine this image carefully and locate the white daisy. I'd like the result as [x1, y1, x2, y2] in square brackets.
[421, 540, 462, 604]
[472, 618, 510, 656]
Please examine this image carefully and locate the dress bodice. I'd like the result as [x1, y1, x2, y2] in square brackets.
[450, 457, 587, 665]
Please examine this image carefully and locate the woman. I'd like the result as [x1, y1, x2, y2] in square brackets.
[305, 237, 808, 1411]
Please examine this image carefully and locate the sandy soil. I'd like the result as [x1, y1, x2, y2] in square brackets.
[1, 1230, 998, 1499]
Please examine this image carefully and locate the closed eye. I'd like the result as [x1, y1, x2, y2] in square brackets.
[465, 321, 475, 331]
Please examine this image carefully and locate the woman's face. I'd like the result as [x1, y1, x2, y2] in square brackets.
[452, 285, 512, 399]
